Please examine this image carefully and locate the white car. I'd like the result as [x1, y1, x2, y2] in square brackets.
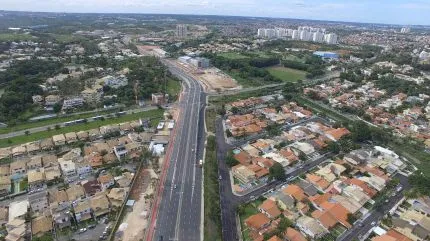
[79, 228, 87, 233]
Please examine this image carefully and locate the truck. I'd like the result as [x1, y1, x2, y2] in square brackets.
[199, 159, 203, 167]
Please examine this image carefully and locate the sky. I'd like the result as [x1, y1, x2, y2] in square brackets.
[1, 0, 429, 25]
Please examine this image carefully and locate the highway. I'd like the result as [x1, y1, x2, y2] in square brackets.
[147, 60, 206, 241]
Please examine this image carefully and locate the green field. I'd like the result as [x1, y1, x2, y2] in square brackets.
[0, 33, 35, 41]
[266, 66, 307, 82]
[166, 78, 181, 100]
[0, 108, 125, 135]
[218, 52, 250, 60]
[0, 109, 163, 148]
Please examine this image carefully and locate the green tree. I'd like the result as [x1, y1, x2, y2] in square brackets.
[53, 103, 62, 113]
[269, 162, 286, 181]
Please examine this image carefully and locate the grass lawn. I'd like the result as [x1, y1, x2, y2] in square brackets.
[0, 108, 123, 135]
[266, 66, 307, 82]
[166, 78, 181, 100]
[0, 33, 35, 41]
[0, 109, 164, 148]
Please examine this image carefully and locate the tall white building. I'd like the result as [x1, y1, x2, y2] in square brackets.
[176, 24, 188, 38]
[325, 33, 338, 45]
[257, 28, 266, 37]
[312, 32, 324, 43]
[265, 29, 276, 39]
[400, 27, 411, 33]
[300, 30, 311, 41]
[275, 28, 286, 38]
[292, 30, 300, 40]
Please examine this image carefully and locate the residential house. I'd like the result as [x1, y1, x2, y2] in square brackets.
[8, 201, 29, 221]
[245, 213, 271, 231]
[52, 211, 71, 230]
[62, 97, 84, 110]
[113, 144, 128, 160]
[11, 146, 26, 158]
[25, 142, 40, 154]
[0, 165, 9, 178]
[45, 95, 61, 106]
[297, 179, 319, 197]
[392, 209, 430, 240]
[0, 148, 11, 160]
[44, 165, 61, 183]
[107, 188, 129, 208]
[28, 191, 49, 214]
[271, 192, 295, 211]
[115, 172, 134, 188]
[75, 160, 92, 178]
[58, 159, 77, 183]
[76, 131, 89, 141]
[73, 200, 92, 222]
[258, 199, 282, 219]
[52, 134, 66, 146]
[283, 185, 306, 202]
[98, 174, 115, 191]
[66, 184, 86, 206]
[84, 152, 103, 168]
[27, 156, 43, 171]
[42, 155, 58, 168]
[5, 219, 26, 241]
[232, 164, 255, 184]
[0, 206, 8, 226]
[64, 132, 78, 143]
[284, 227, 307, 241]
[40, 138, 54, 151]
[82, 180, 101, 197]
[9, 160, 27, 180]
[90, 193, 110, 218]
[0, 176, 11, 197]
[371, 229, 413, 241]
[311, 202, 351, 229]
[88, 128, 102, 141]
[306, 174, 330, 191]
[27, 169, 46, 192]
[296, 215, 328, 239]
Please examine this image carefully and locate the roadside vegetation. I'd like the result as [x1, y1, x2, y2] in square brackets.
[203, 135, 222, 241]
[0, 109, 163, 147]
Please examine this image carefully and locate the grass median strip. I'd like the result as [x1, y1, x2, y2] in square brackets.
[0, 109, 164, 148]
[0, 108, 125, 135]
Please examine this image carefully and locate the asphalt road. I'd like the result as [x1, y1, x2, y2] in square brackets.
[151, 60, 205, 241]
[0, 106, 157, 139]
[215, 117, 334, 241]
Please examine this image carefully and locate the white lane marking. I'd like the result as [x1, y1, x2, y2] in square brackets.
[174, 77, 197, 240]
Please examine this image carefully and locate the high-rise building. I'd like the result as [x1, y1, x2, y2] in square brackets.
[400, 27, 411, 33]
[265, 29, 276, 39]
[275, 28, 286, 38]
[176, 24, 188, 38]
[257, 28, 265, 37]
[292, 30, 300, 40]
[325, 33, 338, 45]
[300, 30, 311, 41]
[312, 32, 324, 43]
